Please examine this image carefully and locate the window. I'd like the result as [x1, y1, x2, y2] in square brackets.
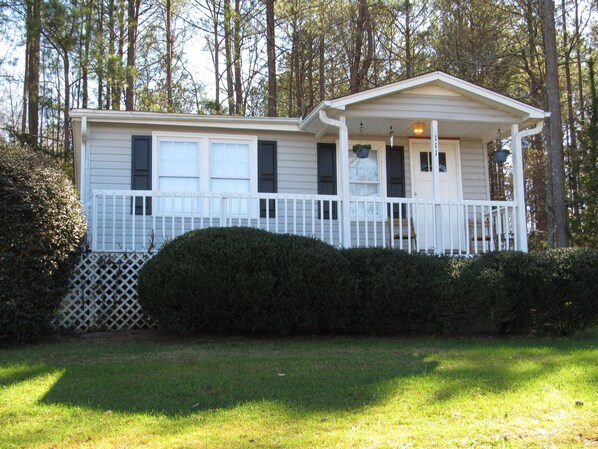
[420, 151, 447, 172]
[158, 140, 200, 213]
[210, 142, 251, 214]
[154, 134, 257, 216]
[349, 148, 381, 218]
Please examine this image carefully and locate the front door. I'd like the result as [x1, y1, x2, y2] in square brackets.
[409, 139, 463, 252]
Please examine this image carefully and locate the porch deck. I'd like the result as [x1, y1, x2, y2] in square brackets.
[88, 190, 519, 255]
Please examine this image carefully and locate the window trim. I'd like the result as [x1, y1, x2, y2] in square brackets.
[151, 131, 258, 216]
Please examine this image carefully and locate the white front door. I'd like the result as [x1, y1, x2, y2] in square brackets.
[410, 139, 463, 252]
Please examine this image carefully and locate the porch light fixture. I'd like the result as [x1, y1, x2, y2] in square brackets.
[389, 125, 394, 147]
[413, 122, 424, 136]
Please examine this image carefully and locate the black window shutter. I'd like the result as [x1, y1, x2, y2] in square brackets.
[386, 145, 405, 218]
[258, 140, 277, 218]
[131, 135, 152, 215]
[317, 143, 337, 219]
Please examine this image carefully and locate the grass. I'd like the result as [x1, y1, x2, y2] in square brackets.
[1, 330, 597, 449]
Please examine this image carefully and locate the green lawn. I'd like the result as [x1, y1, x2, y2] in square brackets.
[1, 331, 597, 449]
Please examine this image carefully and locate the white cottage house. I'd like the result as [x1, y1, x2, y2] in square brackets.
[72, 71, 548, 255]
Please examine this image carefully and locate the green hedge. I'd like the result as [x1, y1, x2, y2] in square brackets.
[137, 226, 598, 336]
[138, 227, 357, 334]
[0, 141, 86, 343]
[340, 248, 450, 334]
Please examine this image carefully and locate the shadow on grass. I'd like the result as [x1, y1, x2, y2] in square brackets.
[1, 336, 596, 417]
[36, 347, 439, 415]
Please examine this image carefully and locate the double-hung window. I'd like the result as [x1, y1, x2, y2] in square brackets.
[210, 141, 251, 214]
[158, 139, 200, 214]
[349, 144, 382, 218]
[154, 133, 256, 216]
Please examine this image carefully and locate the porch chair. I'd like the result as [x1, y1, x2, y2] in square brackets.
[387, 217, 417, 252]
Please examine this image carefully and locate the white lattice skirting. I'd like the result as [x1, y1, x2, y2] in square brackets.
[53, 252, 156, 333]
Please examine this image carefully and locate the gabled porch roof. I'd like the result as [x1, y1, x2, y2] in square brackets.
[300, 71, 549, 142]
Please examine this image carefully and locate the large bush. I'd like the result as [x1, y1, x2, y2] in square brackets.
[0, 141, 86, 342]
[138, 227, 357, 334]
[341, 248, 451, 334]
[438, 249, 598, 335]
[137, 224, 598, 336]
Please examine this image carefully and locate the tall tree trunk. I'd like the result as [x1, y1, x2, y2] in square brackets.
[166, 0, 173, 111]
[63, 50, 71, 157]
[125, 0, 140, 110]
[107, 0, 115, 108]
[233, 0, 243, 115]
[574, 0, 585, 123]
[562, 0, 579, 218]
[24, 0, 41, 145]
[82, 0, 92, 108]
[266, 0, 276, 117]
[349, 0, 373, 93]
[210, 0, 221, 114]
[97, 0, 105, 109]
[543, 0, 569, 247]
[224, 0, 234, 114]
[318, 33, 325, 102]
[404, 2, 412, 78]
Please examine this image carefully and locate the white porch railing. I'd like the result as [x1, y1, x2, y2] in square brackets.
[88, 190, 518, 254]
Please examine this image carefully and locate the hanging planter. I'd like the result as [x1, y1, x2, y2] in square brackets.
[493, 149, 510, 163]
[353, 143, 371, 159]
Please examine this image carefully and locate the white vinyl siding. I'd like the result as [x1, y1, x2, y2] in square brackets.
[460, 139, 489, 200]
[348, 93, 517, 124]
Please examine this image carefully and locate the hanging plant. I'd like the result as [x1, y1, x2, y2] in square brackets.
[352, 143, 371, 159]
[493, 128, 510, 163]
[493, 148, 511, 163]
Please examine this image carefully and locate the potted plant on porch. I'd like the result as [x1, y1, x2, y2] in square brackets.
[352, 143, 372, 159]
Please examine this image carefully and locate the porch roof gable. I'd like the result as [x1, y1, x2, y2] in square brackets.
[300, 71, 548, 136]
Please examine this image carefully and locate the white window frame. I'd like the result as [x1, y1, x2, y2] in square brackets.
[152, 132, 258, 216]
[336, 139, 387, 219]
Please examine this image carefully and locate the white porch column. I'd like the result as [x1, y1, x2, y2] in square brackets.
[511, 124, 527, 252]
[512, 120, 544, 252]
[339, 116, 352, 248]
[431, 120, 440, 200]
[431, 119, 443, 253]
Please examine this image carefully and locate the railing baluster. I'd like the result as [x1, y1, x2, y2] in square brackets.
[302, 199, 306, 236]
[112, 193, 116, 251]
[328, 199, 333, 244]
[142, 193, 146, 250]
[122, 193, 126, 251]
[132, 193, 136, 251]
[101, 192, 106, 251]
[92, 192, 98, 252]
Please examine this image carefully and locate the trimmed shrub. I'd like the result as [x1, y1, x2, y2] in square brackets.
[440, 251, 537, 335]
[0, 141, 86, 342]
[529, 248, 598, 335]
[440, 249, 598, 335]
[138, 227, 357, 334]
[341, 248, 451, 334]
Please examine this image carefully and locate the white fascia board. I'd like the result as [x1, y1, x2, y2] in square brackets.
[70, 109, 304, 133]
[434, 77, 546, 119]
[299, 101, 330, 130]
